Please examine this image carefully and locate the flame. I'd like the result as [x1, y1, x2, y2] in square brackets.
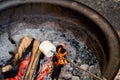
[54, 45, 67, 66]
[5, 55, 31, 80]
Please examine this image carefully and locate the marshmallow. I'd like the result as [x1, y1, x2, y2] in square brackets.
[39, 41, 56, 57]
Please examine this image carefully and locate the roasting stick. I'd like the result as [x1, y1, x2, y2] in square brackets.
[51, 51, 106, 80]
[51, 50, 105, 80]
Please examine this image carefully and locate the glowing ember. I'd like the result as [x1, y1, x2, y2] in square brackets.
[36, 57, 52, 80]
[5, 55, 31, 80]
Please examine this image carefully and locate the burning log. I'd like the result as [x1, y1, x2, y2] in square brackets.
[24, 38, 41, 80]
[2, 36, 33, 73]
[1, 36, 41, 80]
[12, 36, 33, 65]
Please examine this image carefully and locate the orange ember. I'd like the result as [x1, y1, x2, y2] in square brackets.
[36, 57, 52, 80]
[5, 55, 31, 80]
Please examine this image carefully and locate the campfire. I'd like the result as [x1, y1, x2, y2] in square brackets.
[1, 36, 67, 80]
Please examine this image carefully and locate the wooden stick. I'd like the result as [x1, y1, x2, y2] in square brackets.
[51, 51, 106, 80]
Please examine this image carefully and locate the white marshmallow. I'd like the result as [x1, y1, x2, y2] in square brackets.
[39, 41, 56, 57]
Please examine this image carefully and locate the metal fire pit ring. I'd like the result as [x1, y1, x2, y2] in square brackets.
[0, 0, 119, 80]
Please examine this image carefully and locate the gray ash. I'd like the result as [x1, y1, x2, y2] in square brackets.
[0, 27, 101, 80]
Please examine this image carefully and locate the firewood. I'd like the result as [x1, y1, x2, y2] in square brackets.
[12, 36, 33, 65]
[2, 36, 33, 73]
[2, 36, 41, 80]
[24, 40, 41, 80]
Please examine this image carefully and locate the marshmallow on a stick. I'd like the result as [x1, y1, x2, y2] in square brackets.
[39, 41, 56, 57]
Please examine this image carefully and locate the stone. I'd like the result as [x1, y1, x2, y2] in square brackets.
[72, 76, 80, 80]
[80, 64, 89, 70]
[76, 59, 82, 63]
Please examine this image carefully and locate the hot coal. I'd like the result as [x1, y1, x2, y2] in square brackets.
[35, 57, 52, 80]
[0, 27, 101, 80]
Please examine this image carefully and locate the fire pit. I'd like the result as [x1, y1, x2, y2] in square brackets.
[0, 0, 119, 80]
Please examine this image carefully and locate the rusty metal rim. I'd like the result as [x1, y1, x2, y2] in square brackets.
[0, 0, 119, 80]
